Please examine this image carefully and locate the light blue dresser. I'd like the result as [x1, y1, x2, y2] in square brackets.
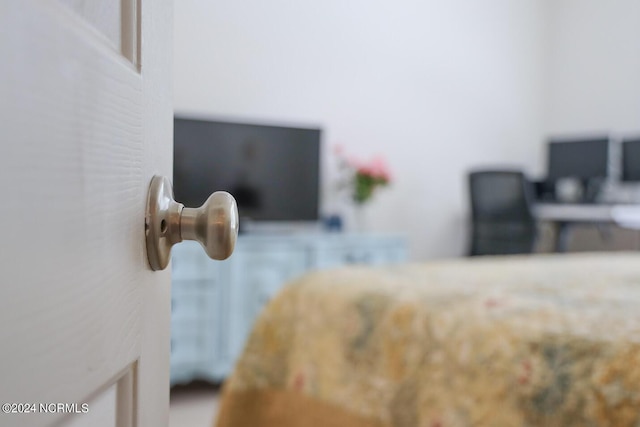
[169, 233, 407, 385]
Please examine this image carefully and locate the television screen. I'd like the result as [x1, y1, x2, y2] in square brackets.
[547, 136, 610, 180]
[173, 117, 321, 222]
[622, 138, 640, 182]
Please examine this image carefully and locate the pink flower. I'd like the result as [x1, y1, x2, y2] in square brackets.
[369, 156, 391, 181]
[357, 165, 374, 176]
[332, 144, 392, 203]
[352, 156, 392, 183]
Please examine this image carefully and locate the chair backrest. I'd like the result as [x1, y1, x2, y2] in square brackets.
[469, 170, 534, 222]
[468, 170, 536, 255]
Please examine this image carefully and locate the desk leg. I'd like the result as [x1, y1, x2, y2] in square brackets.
[554, 221, 571, 253]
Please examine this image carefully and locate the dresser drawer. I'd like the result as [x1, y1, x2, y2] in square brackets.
[172, 242, 223, 280]
[171, 291, 203, 322]
[315, 242, 407, 269]
[314, 246, 375, 268]
[172, 281, 218, 321]
[170, 333, 206, 367]
[239, 249, 308, 307]
[382, 245, 408, 263]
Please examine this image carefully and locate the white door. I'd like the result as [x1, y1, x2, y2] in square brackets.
[0, 1, 172, 426]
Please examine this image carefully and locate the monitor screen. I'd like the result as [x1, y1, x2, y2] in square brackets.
[174, 117, 321, 222]
[547, 136, 610, 180]
[622, 138, 640, 182]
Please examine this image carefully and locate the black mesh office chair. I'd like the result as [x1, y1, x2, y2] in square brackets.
[468, 170, 537, 256]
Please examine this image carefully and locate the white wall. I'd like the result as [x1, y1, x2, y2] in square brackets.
[544, 0, 640, 135]
[173, 0, 548, 260]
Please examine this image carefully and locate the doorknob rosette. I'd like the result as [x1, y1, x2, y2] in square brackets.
[145, 175, 239, 271]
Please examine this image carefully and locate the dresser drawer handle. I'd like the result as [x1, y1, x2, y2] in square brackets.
[345, 252, 372, 264]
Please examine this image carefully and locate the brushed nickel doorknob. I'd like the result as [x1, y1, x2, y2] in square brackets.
[145, 175, 239, 271]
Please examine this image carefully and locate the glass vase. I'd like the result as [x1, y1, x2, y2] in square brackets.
[352, 203, 368, 233]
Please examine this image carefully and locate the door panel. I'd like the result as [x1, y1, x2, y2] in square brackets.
[56, 0, 139, 65]
[66, 384, 116, 427]
[0, 1, 172, 426]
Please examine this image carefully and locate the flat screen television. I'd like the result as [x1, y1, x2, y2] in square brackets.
[173, 117, 321, 223]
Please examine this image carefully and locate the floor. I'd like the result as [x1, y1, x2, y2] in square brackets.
[169, 382, 220, 427]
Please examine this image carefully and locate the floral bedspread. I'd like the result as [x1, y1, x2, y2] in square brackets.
[216, 254, 640, 427]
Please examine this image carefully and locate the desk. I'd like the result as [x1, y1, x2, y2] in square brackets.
[534, 203, 640, 252]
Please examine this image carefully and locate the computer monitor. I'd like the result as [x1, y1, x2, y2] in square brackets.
[622, 138, 640, 182]
[547, 136, 610, 181]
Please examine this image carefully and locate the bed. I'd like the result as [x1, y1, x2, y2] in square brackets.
[215, 253, 640, 427]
